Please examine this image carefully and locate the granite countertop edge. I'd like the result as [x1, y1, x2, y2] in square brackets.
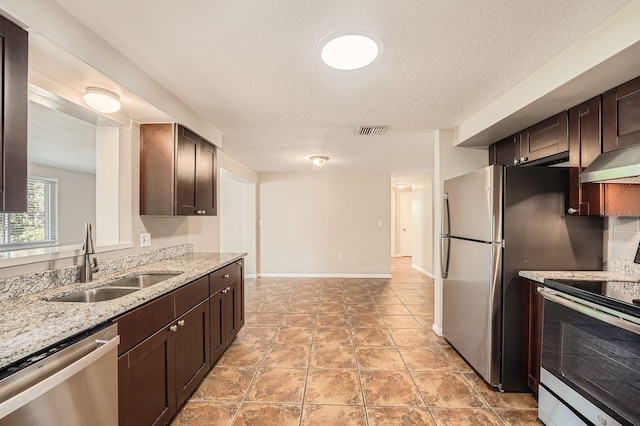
[0, 252, 246, 370]
[519, 270, 640, 284]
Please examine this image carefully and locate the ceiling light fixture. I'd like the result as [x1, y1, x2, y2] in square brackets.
[396, 184, 411, 189]
[83, 87, 121, 113]
[321, 33, 380, 70]
[310, 156, 329, 167]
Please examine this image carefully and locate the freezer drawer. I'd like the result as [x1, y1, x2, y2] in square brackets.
[442, 237, 502, 387]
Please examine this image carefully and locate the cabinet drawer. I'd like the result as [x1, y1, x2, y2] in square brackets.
[210, 263, 239, 294]
[114, 292, 175, 355]
[175, 276, 209, 317]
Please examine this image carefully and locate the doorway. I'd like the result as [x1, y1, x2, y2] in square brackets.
[219, 168, 257, 277]
[400, 191, 412, 256]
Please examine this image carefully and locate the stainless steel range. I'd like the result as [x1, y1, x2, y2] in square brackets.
[539, 278, 640, 426]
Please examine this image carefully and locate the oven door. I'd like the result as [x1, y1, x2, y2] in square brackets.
[539, 287, 640, 426]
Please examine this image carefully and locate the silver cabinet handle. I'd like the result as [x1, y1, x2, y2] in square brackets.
[170, 325, 178, 332]
[178, 319, 185, 327]
[520, 156, 528, 163]
[223, 274, 230, 279]
[226, 286, 231, 291]
[222, 288, 228, 294]
[513, 158, 519, 166]
[567, 208, 578, 215]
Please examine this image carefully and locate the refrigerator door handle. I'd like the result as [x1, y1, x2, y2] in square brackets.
[440, 193, 450, 278]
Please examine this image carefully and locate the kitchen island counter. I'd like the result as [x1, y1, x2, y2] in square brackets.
[0, 252, 245, 370]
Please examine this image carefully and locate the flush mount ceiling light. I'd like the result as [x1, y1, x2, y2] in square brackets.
[321, 33, 380, 70]
[310, 156, 329, 167]
[396, 184, 411, 189]
[83, 87, 121, 113]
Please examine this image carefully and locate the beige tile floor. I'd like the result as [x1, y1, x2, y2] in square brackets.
[171, 258, 540, 426]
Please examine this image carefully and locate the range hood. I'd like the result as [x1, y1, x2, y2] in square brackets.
[580, 144, 640, 184]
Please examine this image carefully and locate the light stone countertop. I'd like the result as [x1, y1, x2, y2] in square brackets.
[519, 270, 640, 284]
[0, 252, 245, 370]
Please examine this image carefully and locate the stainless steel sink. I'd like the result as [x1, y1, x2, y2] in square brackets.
[49, 273, 180, 302]
[105, 273, 180, 289]
[51, 287, 141, 303]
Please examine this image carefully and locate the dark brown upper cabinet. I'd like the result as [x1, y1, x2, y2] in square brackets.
[603, 75, 640, 152]
[0, 15, 28, 213]
[489, 134, 519, 166]
[568, 96, 604, 216]
[140, 124, 217, 216]
[519, 111, 568, 164]
[489, 112, 568, 167]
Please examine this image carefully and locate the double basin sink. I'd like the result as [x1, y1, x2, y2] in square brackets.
[50, 273, 181, 303]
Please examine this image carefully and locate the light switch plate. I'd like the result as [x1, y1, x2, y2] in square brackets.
[377, 220, 383, 227]
[140, 232, 151, 247]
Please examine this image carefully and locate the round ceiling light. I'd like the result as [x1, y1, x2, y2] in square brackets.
[83, 87, 121, 113]
[321, 34, 380, 70]
[310, 156, 329, 167]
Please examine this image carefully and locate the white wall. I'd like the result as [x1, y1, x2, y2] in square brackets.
[411, 174, 433, 277]
[28, 163, 96, 246]
[432, 130, 488, 334]
[258, 172, 391, 277]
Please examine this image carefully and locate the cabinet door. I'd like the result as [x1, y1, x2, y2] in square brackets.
[175, 300, 210, 406]
[237, 260, 245, 329]
[0, 16, 28, 212]
[118, 326, 176, 426]
[603, 76, 640, 152]
[520, 111, 568, 163]
[568, 96, 604, 216]
[175, 126, 199, 215]
[520, 279, 544, 395]
[196, 140, 217, 215]
[224, 280, 239, 343]
[489, 135, 518, 166]
[210, 290, 225, 364]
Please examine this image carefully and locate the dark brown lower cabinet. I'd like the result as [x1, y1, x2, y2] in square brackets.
[117, 260, 244, 425]
[521, 278, 544, 395]
[118, 327, 176, 426]
[210, 265, 242, 366]
[175, 301, 210, 406]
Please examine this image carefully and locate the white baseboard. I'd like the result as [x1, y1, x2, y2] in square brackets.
[256, 273, 393, 279]
[391, 253, 403, 258]
[411, 263, 434, 278]
[244, 274, 257, 279]
[432, 323, 443, 336]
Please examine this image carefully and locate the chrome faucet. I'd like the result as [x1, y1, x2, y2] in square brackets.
[80, 222, 99, 283]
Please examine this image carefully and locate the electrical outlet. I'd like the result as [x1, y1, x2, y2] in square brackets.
[259, 220, 264, 226]
[140, 232, 151, 247]
[338, 254, 343, 261]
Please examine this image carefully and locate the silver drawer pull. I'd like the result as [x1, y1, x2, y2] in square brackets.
[223, 274, 230, 279]
[178, 320, 185, 327]
[169, 325, 178, 332]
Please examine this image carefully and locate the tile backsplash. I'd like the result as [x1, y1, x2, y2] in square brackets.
[610, 217, 640, 260]
[608, 217, 640, 277]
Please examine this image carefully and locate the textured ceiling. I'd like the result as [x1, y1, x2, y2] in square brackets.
[52, 0, 632, 173]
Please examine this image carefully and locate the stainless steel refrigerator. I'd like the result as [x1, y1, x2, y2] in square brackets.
[440, 165, 603, 391]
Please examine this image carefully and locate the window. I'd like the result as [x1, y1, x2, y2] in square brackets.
[0, 177, 58, 250]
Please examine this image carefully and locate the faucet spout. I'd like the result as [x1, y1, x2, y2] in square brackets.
[80, 222, 99, 283]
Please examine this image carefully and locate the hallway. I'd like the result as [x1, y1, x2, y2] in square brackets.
[172, 258, 539, 425]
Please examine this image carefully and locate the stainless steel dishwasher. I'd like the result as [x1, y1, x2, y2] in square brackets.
[0, 323, 120, 426]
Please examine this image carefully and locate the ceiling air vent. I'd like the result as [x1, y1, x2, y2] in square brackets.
[357, 125, 388, 136]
